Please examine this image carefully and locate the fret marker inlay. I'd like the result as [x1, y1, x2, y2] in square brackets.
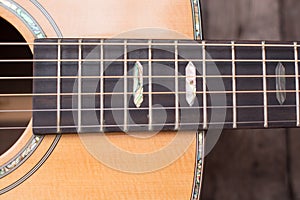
[275, 62, 286, 105]
[185, 61, 196, 106]
[133, 61, 144, 108]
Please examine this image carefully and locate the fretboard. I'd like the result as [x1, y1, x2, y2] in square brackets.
[32, 38, 300, 134]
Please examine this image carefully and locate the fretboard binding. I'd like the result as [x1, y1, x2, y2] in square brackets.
[262, 41, 268, 128]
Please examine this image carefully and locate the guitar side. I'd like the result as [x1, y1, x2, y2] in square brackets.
[0, 1, 201, 199]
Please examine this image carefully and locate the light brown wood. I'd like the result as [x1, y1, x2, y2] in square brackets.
[2, 133, 197, 200]
[0, 0, 197, 199]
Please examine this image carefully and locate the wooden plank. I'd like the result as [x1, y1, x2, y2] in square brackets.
[281, 0, 300, 40]
[201, 0, 291, 199]
[202, 130, 289, 200]
[282, 1, 300, 199]
[288, 129, 300, 200]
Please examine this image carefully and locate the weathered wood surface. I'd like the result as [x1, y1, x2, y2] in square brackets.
[201, 0, 300, 199]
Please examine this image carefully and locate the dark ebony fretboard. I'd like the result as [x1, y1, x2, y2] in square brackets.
[33, 38, 300, 134]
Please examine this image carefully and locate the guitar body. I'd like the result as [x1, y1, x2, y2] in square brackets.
[0, 1, 203, 199]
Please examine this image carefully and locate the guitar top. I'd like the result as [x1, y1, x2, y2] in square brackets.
[1, 0, 299, 199]
[0, 1, 203, 200]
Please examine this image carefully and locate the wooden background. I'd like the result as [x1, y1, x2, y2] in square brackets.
[201, 0, 300, 200]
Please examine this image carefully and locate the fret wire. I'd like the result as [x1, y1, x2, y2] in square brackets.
[175, 41, 179, 130]
[231, 41, 237, 128]
[202, 41, 207, 129]
[56, 39, 61, 133]
[294, 42, 300, 127]
[100, 39, 104, 132]
[148, 40, 153, 131]
[123, 40, 128, 132]
[262, 41, 268, 128]
[78, 39, 82, 132]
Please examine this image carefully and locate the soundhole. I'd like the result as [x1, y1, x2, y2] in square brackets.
[0, 17, 32, 155]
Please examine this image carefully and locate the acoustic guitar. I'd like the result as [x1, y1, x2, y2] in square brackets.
[0, 0, 204, 199]
[0, 0, 299, 200]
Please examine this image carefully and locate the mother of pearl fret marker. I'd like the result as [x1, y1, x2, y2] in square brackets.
[33, 38, 299, 135]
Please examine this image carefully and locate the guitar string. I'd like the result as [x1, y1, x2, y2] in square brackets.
[0, 119, 298, 131]
[0, 90, 299, 96]
[1, 42, 300, 47]
[0, 59, 298, 62]
[0, 104, 297, 113]
[0, 75, 297, 79]
[0, 90, 296, 112]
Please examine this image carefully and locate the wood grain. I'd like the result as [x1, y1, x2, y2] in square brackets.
[0, 0, 199, 199]
[1, 133, 197, 200]
[201, 0, 300, 199]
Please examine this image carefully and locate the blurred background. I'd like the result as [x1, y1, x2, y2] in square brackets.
[200, 0, 300, 200]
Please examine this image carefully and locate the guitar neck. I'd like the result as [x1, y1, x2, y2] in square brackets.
[32, 39, 300, 134]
